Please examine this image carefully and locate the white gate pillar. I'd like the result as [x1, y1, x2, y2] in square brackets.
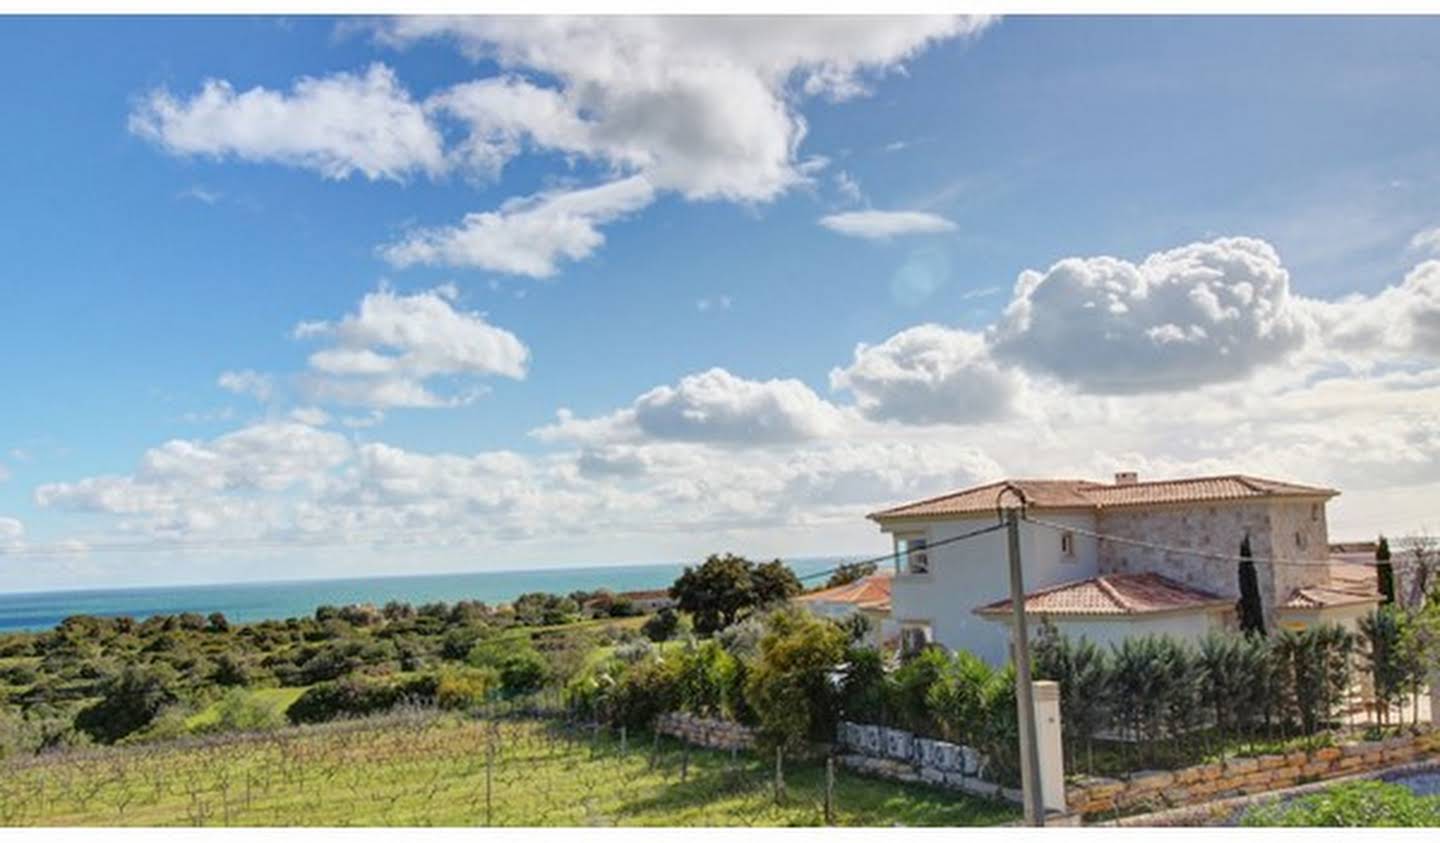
[1032, 680, 1067, 815]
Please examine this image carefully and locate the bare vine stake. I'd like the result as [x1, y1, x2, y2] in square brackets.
[620, 726, 627, 755]
[774, 746, 785, 805]
[485, 741, 494, 827]
[824, 756, 835, 825]
[680, 746, 689, 783]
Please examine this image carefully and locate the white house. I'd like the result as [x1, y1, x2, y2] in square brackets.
[794, 571, 897, 648]
[868, 472, 1383, 665]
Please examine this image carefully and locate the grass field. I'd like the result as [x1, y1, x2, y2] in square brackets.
[0, 713, 1018, 827]
[184, 687, 309, 732]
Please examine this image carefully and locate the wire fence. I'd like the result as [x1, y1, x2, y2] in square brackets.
[0, 705, 1006, 827]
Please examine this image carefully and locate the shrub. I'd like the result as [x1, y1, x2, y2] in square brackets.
[744, 609, 847, 750]
[286, 674, 440, 724]
[890, 647, 949, 735]
[211, 653, 253, 688]
[434, 667, 500, 710]
[615, 638, 656, 664]
[675, 640, 737, 717]
[610, 657, 683, 730]
[74, 664, 182, 743]
[1243, 780, 1440, 827]
[643, 608, 680, 643]
[498, 651, 549, 696]
[928, 649, 998, 746]
[205, 689, 286, 734]
[839, 645, 891, 724]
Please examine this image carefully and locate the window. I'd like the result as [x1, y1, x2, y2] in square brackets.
[897, 534, 929, 575]
[1311, 503, 1321, 522]
[900, 623, 933, 656]
[1061, 531, 1076, 558]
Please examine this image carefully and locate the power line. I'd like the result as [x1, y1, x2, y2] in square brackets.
[797, 521, 1007, 584]
[1022, 514, 1343, 569]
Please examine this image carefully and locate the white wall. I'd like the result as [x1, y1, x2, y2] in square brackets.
[1048, 610, 1225, 653]
[884, 512, 1099, 665]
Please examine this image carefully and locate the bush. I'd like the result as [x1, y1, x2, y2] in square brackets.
[498, 651, 549, 696]
[204, 689, 286, 734]
[609, 657, 682, 730]
[1243, 780, 1440, 826]
[211, 653, 253, 688]
[744, 609, 847, 750]
[286, 674, 439, 724]
[891, 647, 949, 734]
[74, 664, 183, 744]
[675, 640, 738, 717]
[643, 608, 680, 643]
[434, 667, 500, 710]
[615, 638, 656, 664]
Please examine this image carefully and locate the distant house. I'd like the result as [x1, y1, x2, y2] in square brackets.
[794, 572, 896, 647]
[869, 472, 1383, 664]
[617, 589, 675, 613]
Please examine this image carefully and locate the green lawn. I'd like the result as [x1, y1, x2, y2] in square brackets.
[0, 714, 1018, 827]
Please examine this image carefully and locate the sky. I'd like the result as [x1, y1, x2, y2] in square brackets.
[2, 15, 1440, 592]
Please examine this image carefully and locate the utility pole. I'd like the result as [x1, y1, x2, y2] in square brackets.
[1006, 506, 1045, 826]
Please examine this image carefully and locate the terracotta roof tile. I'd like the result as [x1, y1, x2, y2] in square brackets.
[1280, 562, 1383, 610]
[974, 572, 1232, 617]
[796, 572, 893, 612]
[871, 474, 1337, 520]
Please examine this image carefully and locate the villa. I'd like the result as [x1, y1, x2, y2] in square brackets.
[867, 472, 1383, 664]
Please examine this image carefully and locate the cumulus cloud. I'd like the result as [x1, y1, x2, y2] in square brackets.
[380, 176, 655, 277]
[293, 284, 528, 409]
[0, 516, 22, 540]
[1310, 260, 1440, 364]
[378, 16, 989, 201]
[1410, 226, 1440, 255]
[818, 210, 957, 240]
[533, 367, 847, 446]
[992, 237, 1310, 394]
[830, 324, 1020, 424]
[37, 422, 351, 516]
[129, 64, 445, 182]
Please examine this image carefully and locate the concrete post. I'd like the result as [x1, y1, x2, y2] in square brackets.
[1032, 680, 1066, 815]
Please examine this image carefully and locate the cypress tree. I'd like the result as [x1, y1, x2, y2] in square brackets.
[1237, 533, 1266, 637]
[1376, 535, 1395, 605]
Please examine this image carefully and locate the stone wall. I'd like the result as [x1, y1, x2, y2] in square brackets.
[654, 712, 755, 751]
[1096, 499, 1331, 627]
[833, 721, 1019, 803]
[1065, 729, 1440, 819]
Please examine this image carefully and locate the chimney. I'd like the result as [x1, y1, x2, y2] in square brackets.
[1114, 471, 1138, 486]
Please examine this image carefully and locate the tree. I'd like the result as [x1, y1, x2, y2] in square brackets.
[752, 559, 802, 605]
[206, 612, 230, 633]
[1360, 607, 1408, 725]
[1377, 536, 1396, 605]
[1237, 533, 1266, 637]
[825, 561, 878, 590]
[670, 554, 758, 635]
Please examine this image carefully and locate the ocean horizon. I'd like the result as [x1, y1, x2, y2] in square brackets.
[0, 557, 855, 633]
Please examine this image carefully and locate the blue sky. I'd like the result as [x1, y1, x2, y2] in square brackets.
[3, 15, 1440, 591]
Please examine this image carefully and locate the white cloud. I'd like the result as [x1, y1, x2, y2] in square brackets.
[283, 284, 529, 410]
[992, 237, 1310, 394]
[290, 407, 331, 427]
[380, 16, 989, 202]
[36, 421, 351, 517]
[830, 324, 1021, 425]
[696, 295, 733, 312]
[1307, 260, 1440, 364]
[218, 369, 274, 402]
[380, 176, 655, 277]
[833, 170, 864, 204]
[0, 463, 9, 483]
[818, 210, 958, 239]
[0, 516, 21, 540]
[129, 64, 446, 182]
[1410, 226, 1440, 255]
[533, 367, 847, 446]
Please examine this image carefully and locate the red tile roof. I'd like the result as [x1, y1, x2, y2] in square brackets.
[974, 572, 1233, 617]
[871, 474, 1337, 521]
[1279, 562, 1383, 610]
[796, 572, 893, 612]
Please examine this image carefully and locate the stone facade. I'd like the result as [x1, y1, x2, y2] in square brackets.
[1096, 499, 1330, 627]
[654, 712, 755, 751]
[1064, 729, 1440, 819]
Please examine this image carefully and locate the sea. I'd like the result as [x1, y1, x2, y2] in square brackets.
[0, 557, 852, 633]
